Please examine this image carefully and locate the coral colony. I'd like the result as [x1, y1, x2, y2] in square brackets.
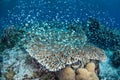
[25, 23, 106, 71]
[1, 18, 120, 80]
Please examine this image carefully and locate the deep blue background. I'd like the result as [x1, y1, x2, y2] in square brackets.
[0, 0, 120, 29]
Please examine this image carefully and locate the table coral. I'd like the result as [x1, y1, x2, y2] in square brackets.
[25, 25, 87, 71]
[25, 23, 106, 72]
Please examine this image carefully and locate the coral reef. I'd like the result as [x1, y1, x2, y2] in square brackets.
[0, 55, 3, 79]
[99, 50, 120, 80]
[2, 46, 58, 80]
[1, 20, 118, 80]
[4, 68, 15, 80]
[99, 59, 120, 80]
[2, 47, 34, 80]
[82, 17, 120, 51]
[0, 25, 25, 53]
[110, 50, 120, 68]
[81, 18, 120, 79]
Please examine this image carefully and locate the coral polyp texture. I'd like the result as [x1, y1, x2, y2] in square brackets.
[25, 23, 107, 71]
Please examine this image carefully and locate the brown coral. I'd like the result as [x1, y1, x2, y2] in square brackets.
[85, 62, 95, 72]
[75, 62, 99, 80]
[59, 66, 75, 80]
[85, 62, 99, 80]
[76, 68, 90, 80]
[89, 72, 99, 80]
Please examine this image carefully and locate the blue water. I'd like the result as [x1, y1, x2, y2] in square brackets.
[0, 0, 120, 29]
